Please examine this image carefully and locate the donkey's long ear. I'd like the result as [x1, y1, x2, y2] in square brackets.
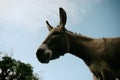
[59, 8, 67, 29]
[46, 21, 53, 31]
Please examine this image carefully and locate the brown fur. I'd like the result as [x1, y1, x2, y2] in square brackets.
[66, 31, 120, 80]
[36, 8, 120, 80]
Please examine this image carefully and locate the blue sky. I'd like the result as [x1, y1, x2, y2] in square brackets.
[0, 0, 120, 80]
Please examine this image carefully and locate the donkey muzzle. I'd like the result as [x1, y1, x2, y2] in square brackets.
[36, 48, 52, 63]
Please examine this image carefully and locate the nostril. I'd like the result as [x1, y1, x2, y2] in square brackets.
[36, 49, 45, 58]
[36, 49, 45, 60]
[36, 49, 45, 54]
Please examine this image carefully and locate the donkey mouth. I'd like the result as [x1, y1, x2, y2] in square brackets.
[36, 53, 50, 63]
[39, 58, 49, 63]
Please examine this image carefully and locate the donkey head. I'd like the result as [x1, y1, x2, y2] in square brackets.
[36, 8, 70, 63]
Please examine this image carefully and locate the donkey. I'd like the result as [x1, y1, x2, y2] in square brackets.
[36, 8, 120, 80]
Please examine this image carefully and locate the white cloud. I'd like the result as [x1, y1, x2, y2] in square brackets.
[0, 0, 105, 53]
[0, 0, 105, 49]
[0, 0, 104, 32]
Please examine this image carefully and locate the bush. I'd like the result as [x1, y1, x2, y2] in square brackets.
[0, 55, 40, 80]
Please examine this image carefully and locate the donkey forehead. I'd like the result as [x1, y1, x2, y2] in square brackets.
[43, 27, 66, 44]
[49, 27, 64, 34]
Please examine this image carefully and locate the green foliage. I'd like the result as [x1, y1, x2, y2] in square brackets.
[0, 55, 40, 80]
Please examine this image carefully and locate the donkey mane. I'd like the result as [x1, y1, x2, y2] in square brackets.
[66, 29, 93, 41]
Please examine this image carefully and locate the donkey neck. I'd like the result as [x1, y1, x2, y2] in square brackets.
[66, 31, 94, 64]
